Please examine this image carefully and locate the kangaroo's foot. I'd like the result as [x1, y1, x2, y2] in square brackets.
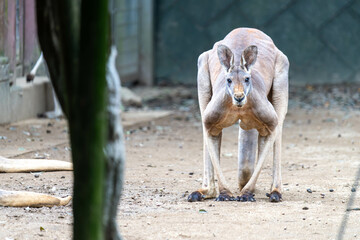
[215, 190, 235, 201]
[188, 188, 216, 202]
[236, 191, 256, 202]
[266, 190, 282, 203]
[188, 191, 204, 202]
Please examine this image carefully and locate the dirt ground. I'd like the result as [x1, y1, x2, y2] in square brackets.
[0, 86, 359, 240]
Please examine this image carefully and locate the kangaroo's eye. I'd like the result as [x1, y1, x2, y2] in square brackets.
[227, 78, 232, 83]
[245, 77, 250, 82]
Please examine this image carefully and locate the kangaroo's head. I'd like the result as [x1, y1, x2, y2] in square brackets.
[217, 44, 257, 108]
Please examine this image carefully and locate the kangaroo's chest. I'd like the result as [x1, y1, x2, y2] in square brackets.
[239, 114, 272, 136]
[215, 107, 272, 136]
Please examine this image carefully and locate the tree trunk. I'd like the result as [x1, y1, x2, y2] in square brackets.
[36, 1, 125, 239]
[103, 46, 125, 240]
[102, 0, 126, 239]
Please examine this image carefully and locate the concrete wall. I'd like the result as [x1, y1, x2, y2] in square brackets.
[0, 77, 53, 124]
[154, 0, 360, 85]
[115, 0, 154, 85]
[115, 0, 140, 83]
[0, 56, 11, 124]
[0, 80, 11, 124]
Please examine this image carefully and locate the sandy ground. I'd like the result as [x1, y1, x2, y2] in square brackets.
[0, 89, 359, 240]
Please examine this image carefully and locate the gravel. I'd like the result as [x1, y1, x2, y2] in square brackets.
[288, 84, 360, 111]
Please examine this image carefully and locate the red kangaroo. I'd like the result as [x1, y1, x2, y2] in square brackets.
[188, 28, 289, 202]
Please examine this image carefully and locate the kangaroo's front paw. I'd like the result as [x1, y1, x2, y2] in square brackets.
[236, 192, 256, 202]
[188, 191, 204, 202]
[215, 191, 235, 201]
[266, 191, 282, 202]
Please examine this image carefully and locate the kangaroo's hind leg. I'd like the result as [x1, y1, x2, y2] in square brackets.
[237, 53, 288, 202]
[188, 51, 217, 202]
[267, 51, 289, 202]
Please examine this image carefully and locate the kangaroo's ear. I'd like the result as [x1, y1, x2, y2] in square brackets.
[240, 45, 257, 71]
[217, 44, 234, 72]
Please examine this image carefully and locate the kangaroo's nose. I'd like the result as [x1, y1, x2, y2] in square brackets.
[234, 92, 245, 102]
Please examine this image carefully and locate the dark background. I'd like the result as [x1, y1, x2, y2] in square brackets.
[155, 0, 360, 85]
